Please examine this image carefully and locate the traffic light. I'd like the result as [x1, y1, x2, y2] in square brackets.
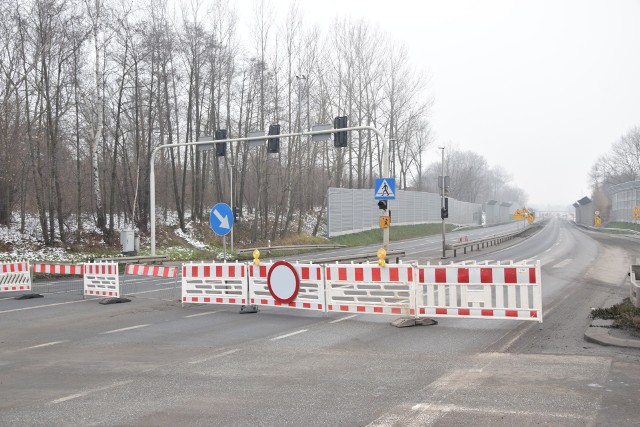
[215, 129, 227, 157]
[233, 207, 239, 222]
[267, 124, 280, 153]
[333, 116, 348, 148]
[377, 200, 387, 210]
[441, 197, 449, 219]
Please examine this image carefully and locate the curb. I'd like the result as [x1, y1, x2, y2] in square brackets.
[584, 323, 640, 349]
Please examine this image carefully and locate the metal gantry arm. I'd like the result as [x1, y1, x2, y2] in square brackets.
[149, 125, 390, 255]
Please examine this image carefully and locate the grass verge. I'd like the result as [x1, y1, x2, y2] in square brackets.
[591, 298, 640, 335]
[329, 223, 458, 247]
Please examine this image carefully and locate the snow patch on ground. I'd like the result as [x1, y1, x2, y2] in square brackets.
[174, 222, 209, 250]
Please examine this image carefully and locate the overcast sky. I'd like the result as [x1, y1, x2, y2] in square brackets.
[237, 0, 640, 210]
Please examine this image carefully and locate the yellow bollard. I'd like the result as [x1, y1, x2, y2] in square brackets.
[377, 247, 387, 268]
[253, 249, 260, 265]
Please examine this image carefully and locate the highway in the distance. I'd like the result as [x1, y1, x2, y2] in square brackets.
[1, 218, 639, 426]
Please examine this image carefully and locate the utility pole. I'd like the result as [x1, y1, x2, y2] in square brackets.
[440, 147, 446, 258]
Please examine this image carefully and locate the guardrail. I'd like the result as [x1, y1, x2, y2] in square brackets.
[630, 265, 640, 307]
[96, 254, 170, 264]
[446, 229, 528, 257]
[304, 250, 406, 264]
[236, 244, 346, 254]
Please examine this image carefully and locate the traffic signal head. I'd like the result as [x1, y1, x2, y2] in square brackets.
[215, 129, 227, 157]
[267, 124, 280, 154]
[441, 197, 449, 219]
[333, 116, 348, 148]
[377, 200, 387, 210]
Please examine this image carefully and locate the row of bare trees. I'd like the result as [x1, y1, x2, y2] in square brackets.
[0, 0, 525, 246]
[588, 126, 640, 218]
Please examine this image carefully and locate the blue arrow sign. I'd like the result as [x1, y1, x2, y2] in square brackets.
[209, 203, 234, 236]
[374, 178, 396, 200]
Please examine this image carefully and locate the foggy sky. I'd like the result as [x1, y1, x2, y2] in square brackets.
[238, 0, 640, 210]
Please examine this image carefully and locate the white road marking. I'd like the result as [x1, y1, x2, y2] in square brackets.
[270, 329, 308, 341]
[553, 259, 572, 268]
[185, 311, 219, 318]
[49, 380, 133, 404]
[19, 340, 68, 351]
[189, 348, 240, 364]
[99, 324, 150, 334]
[0, 299, 90, 314]
[329, 314, 359, 323]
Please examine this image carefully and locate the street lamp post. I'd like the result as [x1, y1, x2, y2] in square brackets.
[439, 147, 446, 258]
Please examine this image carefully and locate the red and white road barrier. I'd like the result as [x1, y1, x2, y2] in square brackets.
[415, 261, 542, 322]
[32, 263, 84, 275]
[182, 262, 247, 305]
[83, 262, 120, 298]
[248, 261, 325, 311]
[0, 262, 31, 292]
[324, 263, 415, 316]
[126, 264, 177, 278]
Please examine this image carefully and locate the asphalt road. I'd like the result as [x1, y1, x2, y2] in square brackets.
[1, 218, 639, 426]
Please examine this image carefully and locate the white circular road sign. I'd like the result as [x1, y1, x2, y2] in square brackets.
[267, 261, 300, 304]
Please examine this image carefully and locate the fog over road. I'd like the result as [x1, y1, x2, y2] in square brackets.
[1, 218, 639, 426]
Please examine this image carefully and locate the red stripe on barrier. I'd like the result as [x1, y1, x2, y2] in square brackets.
[458, 268, 469, 284]
[419, 269, 425, 283]
[229, 298, 236, 304]
[303, 303, 311, 309]
[260, 265, 267, 277]
[338, 268, 347, 281]
[229, 265, 236, 277]
[408, 268, 413, 282]
[435, 268, 446, 283]
[391, 308, 401, 315]
[357, 306, 366, 312]
[261, 299, 269, 305]
[355, 268, 363, 282]
[302, 267, 310, 280]
[504, 268, 517, 283]
[481, 309, 494, 317]
[529, 268, 536, 284]
[316, 267, 322, 281]
[506, 310, 518, 317]
[389, 268, 399, 282]
[458, 308, 470, 316]
[191, 266, 198, 277]
[183, 297, 187, 302]
[216, 266, 222, 277]
[530, 311, 538, 318]
[372, 268, 381, 282]
[340, 305, 349, 311]
[480, 268, 493, 283]
[241, 265, 245, 277]
[436, 308, 447, 315]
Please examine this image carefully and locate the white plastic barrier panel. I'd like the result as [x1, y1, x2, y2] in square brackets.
[415, 261, 542, 322]
[33, 263, 84, 275]
[325, 263, 414, 316]
[0, 262, 31, 292]
[83, 262, 120, 298]
[182, 262, 247, 305]
[248, 261, 325, 311]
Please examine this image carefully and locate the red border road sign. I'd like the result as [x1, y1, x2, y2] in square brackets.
[267, 261, 300, 304]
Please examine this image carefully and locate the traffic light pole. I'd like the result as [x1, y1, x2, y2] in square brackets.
[149, 125, 389, 255]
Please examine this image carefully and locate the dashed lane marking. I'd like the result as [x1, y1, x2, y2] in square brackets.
[49, 380, 133, 405]
[188, 348, 241, 364]
[270, 329, 308, 341]
[99, 324, 151, 335]
[329, 314, 359, 324]
[185, 311, 220, 318]
[19, 341, 68, 351]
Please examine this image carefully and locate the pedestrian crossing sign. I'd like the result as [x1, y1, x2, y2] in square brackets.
[374, 178, 396, 200]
